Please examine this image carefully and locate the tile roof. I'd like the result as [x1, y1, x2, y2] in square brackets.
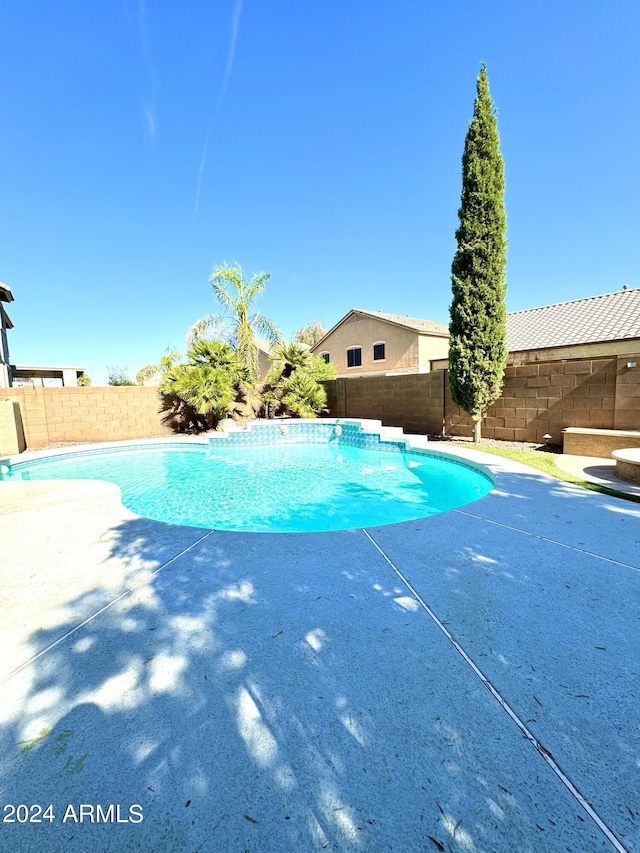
[506, 287, 640, 352]
[353, 309, 450, 336]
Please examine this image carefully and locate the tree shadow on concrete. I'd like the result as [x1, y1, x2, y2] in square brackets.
[0, 513, 614, 852]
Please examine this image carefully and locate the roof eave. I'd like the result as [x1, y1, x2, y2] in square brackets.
[311, 309, 450, 350]
[310, 309, 359, 351]
[1, 306, 13, 329]
[353, 309, 450, 336]
[508, 334, 640, 354]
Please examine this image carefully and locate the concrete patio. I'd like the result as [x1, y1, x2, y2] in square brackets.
[0, 445, 639, 851]
[556, 453, 640, 497]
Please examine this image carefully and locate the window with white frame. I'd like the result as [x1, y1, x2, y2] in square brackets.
[347, 347, 362, 368]
[320, 352, 330, 364]
[373, 341, 386, 361]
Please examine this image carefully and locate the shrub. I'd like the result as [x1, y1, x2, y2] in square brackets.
[107, 367, 135, 386]
[265, 342, 336, 417]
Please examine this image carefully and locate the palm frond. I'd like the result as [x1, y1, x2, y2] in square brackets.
[186, 314, 232, 348]
[159, 349, 182, 371]
[281, 370, 327, 418]
[210, 263, 244, 309]
[171, 364, 235, 423]
[253, 313, 282, 342]
[210, 282, 237, 315]
[245, 271, 271, 301]
[136, 364, 161, 386]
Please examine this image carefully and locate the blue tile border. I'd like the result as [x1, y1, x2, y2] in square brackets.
[207, 421, 400, 452]
[1, 441, 207, 475]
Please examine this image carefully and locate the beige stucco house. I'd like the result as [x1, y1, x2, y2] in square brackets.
[317, 288, 640, 444]
[310, 309, 450, 377]
[255, 340, 275, 380]
[324, 288, 640, 379]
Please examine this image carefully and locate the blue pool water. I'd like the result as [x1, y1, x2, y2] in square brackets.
[1, 437, 492, 532]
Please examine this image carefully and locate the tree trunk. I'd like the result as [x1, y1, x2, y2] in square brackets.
[473, 419, 482, 443]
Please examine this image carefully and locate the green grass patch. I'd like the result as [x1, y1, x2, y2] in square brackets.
[469, 445, 640, 504]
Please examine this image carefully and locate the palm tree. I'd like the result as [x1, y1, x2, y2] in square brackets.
[264, 342, 336, 418]
[209, 263, 281, 382]
[186, 339, 244, 377]
[268, 341, 312, 380]
[160, 357, 235, 431]
[172, 365, 235, 428]
[280, 370, 328, 418]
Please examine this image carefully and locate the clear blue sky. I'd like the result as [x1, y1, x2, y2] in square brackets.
[1, 1, 638, 385]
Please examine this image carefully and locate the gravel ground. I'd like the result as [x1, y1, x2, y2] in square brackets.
[427, 435, 562, 454]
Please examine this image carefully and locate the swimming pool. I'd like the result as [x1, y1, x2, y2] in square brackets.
[0, 420, 493, 532]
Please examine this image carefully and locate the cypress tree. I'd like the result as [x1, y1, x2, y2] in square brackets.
[449, 63, 507, 442]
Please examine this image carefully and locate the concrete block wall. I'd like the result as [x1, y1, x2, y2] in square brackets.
[5, 358, 639, 452]
[614, 355, 640, 430]
[326, 356, 638, 445]
[0, 400, 26, 455]
[4, 386, 174, 450]
[562, 429, 640, 457]
[327, 372, 445, 435]
[445, 358, 619, 445]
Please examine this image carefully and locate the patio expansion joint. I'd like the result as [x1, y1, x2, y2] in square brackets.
[454, 508, 640, 573]
[0, 529, 216, 688]
[361, 527, 628, 853]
